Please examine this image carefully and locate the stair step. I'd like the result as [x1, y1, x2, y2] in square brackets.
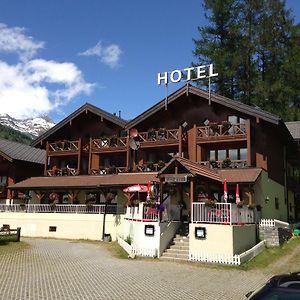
[165, 248, 189, 255]
[169, 245, 189, 251]
[160, 253, 189, 260]
[172, 239, 189, 245]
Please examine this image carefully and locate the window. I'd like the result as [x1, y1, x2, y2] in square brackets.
[240, 148, 247, 161]
[209, 150, 215, 160]
[218, 150, 226, 161]
[228, 116, 238, 124]
[229, 149, 238, 160]
[0, 176, 7, 186]
[275, 197, 279, 210]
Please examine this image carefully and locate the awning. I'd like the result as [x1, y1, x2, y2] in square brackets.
[9, 173, 158, 190]
[218, 168, 262, 183]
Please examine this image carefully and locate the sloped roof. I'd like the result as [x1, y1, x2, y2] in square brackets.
[32, 103, 127, 147]
[9, 173, 158, 190]
[158, 156, 221, 182]
[158, 156, 261, 184]
[0, 138, 45, 164]
[125, 84, 281, 129]
[218, 168, 262, 184]
[285, 121, 300, 140]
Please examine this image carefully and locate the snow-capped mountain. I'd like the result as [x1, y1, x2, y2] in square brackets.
[0, 114, 55, 138]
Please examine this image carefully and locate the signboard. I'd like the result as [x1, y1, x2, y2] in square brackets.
[165, 175, 188, 183]
[157, 64, 218, 85]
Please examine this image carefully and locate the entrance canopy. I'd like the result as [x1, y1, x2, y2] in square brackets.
[9, 173, 158, 191]
[158, 156, 261, 183]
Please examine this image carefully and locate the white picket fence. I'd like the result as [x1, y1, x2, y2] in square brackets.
[117, 236, 157, 258]
[189, 240, 266, 266]
[239, 241, 265, 264]
[259, 219, 290, 229]
[189, 251, 241, 265]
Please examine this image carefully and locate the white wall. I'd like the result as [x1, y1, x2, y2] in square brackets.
[0, 212, 124, 241]
[189, 223, 256, 255]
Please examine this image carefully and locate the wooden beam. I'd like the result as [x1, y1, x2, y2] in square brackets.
[88, 138, 92, 175]
[44, 142, 49, 176]
[190, 178, 194, 220]
[178, 126, 183, 157]
[77, 138, 82, 175]
[126, 136, 130, 171]
[246, 119, 251, 167]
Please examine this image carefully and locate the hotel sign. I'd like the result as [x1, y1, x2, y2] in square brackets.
[157, 64, 218, 85]
[165, 175, 188, 183]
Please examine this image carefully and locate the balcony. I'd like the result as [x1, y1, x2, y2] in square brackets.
[200, 159, 247, 169]
[125, 202, 159, 222]
[137, 128, 185, 148]
[192, 202, 256, 225]
[47, 167, 79, 176]
[48, 140, 80, 155]
[0, 204, 124, 214]
[91, 136, 127, 153]
[196, 123, 247, 144]
[90, 166, 127, 175]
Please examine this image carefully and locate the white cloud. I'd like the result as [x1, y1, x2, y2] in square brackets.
[0, 24, 94, 119]
[79, 41, 122, 68]
[0, 23, 44, 61]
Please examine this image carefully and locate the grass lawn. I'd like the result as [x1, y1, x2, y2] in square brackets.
[0, 241, 29, 255]
[240, 237, 300, 271]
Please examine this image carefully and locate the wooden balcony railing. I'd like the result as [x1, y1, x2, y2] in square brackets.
[90, 166, 127, 175]
[196, 123, 247, 141]
[136, 162, 165, 172]
[200, 159, 247, 169]
[48, 140, 79, 152]
[91, 137, 127, 151]
[47, 167, 78, 176]
[137, 128, 181, 144]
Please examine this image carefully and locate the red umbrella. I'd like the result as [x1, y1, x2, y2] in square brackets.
[223, 179, 228, 203]
[147, 180, 151, 200]
[123, 184, 148, 193]
[236, 184, 241, 204]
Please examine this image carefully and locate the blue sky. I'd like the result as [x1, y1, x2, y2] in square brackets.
[0, 0, 299, 122]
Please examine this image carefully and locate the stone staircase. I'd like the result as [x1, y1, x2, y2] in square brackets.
[160, 234, 189, 261]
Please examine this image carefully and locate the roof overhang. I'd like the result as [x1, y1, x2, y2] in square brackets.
[9, 173, 158, 190]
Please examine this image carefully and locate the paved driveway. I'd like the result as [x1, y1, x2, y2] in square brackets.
[0, 239, 269, 300]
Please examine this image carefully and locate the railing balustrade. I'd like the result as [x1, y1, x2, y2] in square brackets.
[200, 159, 247, 169]
[0, 204, 124, 214]
[137, 128, 180, 143]
[125, 202, 159, 221]
[47, 167, 78, 176]
[49, 140, 79, 152]
[197, 123, 247, 140]
[91, 137, 127, 150]
[192, 202, 255, 224]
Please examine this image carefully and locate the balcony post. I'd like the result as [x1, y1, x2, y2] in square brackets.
[246, 119, 251, 166]
[88, 138, 92, 175]
[44, 142, 49, 176]
[126, 135, 130, 171]
[178, 126, 183, 157]
[77, 138, 81, 175]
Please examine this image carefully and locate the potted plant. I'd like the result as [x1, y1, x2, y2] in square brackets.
[158, 128, 167, 140]
[146, 161, 154, 171]
[108, 165, 116, 174]
[209, 122, 219, 135]
[222, 158, 232, 168]
[221, 121, 231, 134]
[147, 128, 157, 140]
[204, 199, 217, 208]
[157, 160, 165, 170]
[209, 159, 218, 168]
[110, 135, 118, 146]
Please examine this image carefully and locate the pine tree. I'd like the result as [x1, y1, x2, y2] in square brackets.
[193, 0, 241, 98]
[193, 0, 300, 121]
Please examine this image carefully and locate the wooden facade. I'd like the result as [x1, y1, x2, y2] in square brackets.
[30, 86, 297, 183]
[22, 85, 299, 219]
